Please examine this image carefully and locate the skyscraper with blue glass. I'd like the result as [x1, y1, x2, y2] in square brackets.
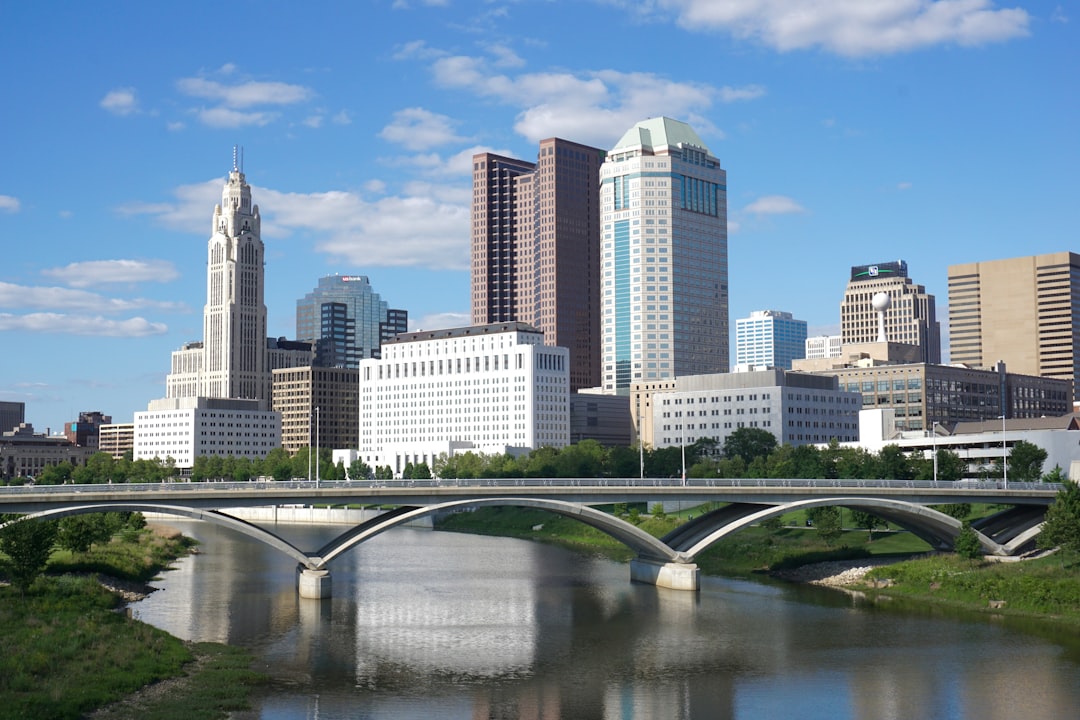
[735, 310, 808, 370]
[296, 275, 407, 368]
[600, 117, 728, 394]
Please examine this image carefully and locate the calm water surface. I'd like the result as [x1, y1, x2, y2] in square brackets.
[131, 521, 1080, 719]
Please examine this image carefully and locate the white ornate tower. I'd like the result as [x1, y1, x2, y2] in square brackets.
[202, 150, 267, 401]
[166, 149, 270, 406]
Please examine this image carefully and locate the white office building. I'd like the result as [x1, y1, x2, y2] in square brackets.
[644, 369, 861, 450]
[357, 322, 570, 473]
[735, 310, 807, 370]
[600, 117, 728, 394]
[133, 397, 281, 469]
[805, 335, 843, 360]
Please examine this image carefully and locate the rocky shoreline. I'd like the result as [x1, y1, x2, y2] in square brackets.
[772, 558, 901, 587]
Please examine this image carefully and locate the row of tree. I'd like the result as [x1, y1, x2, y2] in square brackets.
[2, 428, 1063, 486]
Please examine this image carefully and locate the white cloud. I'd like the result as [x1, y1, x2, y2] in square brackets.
[195, 107, 278, 128]
[897, 181, 913, 190]
[1051, 5, 1068, 23]
[486, 43, 525, 68]
[42, 259, 179, 288]
[303, 114, 324, 128]
[379, 107, 470, 150]
[100, 87, 139, 115]
[0, 313, 167, 337]
[167, 121, 186, 131]
[177, 77, 315, 108]
[658, 0, 1030, 56]
[0, 195, 20, 213]
[743, 195, 807, 215]
[331, 110, 352, 125]
[0, 281, 185, 314]
[429, 55, 730, 147]
[410, 311, 470, 332]
[116, 179, 221, 235]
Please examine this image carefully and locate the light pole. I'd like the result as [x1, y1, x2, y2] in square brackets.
[930, 422, 938, 482]
[315, 406, 321, 488]
[307, 406, 312, 483]
[999, 414, 1007, 489]
[681, 440, 686, 486]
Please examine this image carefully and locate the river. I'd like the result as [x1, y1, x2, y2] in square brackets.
[130, 520, 1080, 719]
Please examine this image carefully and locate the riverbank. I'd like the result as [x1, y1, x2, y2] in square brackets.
[0, 522, 264, 720]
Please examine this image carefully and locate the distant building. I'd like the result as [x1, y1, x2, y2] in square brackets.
[805, 335, 842, 360]
[64, 411, 112, 449]
[735, 310, 807, 370]
[472, 138, 605, 391]
[841, 260, 940, 363]
[814, 360, 1070, 432]
[569, 391, 632, 447]
[99, 423, 134, 459]
[636, 369, 860, 451]
[296, 275, 407, 368]
[601, 117, 729, 394]
[0, 401, 25, 435]
[1, 423, 95, 481]
[949, 251, 1080, 400]
[134, 397, 280, 469]
[272, 366, 359, 455]
[357, 322, 569, 474]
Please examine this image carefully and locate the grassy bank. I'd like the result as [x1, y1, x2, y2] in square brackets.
[859, 553, 1080, 624]
[0, 524, 265, 720]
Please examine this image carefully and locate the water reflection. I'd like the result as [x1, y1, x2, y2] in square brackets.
[132, 520, 1080, 720]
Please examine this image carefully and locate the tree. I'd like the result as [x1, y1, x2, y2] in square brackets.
[348, 458, 373, 481]
[1038, 480, 1080, 561]
[723, 427, 778, 465]
[57, 513, 120, 555]
[1008, 440, 1047, 483]
[261, 448, 294, 481]
[954, 521, 982, 560]
[806, 506, 842, 545]
[848, 509, 886, 540]
[0, 516, 58, 591]
[876, 445, 914, 481]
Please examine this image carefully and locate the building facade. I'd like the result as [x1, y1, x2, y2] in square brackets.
[63, 411, 112, 449]
[569, 391, 632, 447]
[272, 366, 360, 454]
[471, 138, 605, 391]
[816, 361, 1071, 432]
[841, 260, 940, 363]
[134, 397, 280, 469]
[357, 323, 570, 474]
[948, 251, 1080, 400]
[600, 117, 728, 394]
[735, 310, 807, 370]
[99, 423, 134, 459]
[640, 369, 860, 451]
[1, 424, 96, 481]
[0, 401, 25, 435]
[296, 275, 407, 368]
[805, 335, 842, 360]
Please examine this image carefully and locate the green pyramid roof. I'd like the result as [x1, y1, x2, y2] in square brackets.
[610, 117, 709, 153]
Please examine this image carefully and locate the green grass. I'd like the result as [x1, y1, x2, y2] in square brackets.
[0, 525, 264, 720]
[861, 553, 1080, 623]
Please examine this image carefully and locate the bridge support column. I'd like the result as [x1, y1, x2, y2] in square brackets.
[630, 558, 699, 591]
[297, 566, 332, 599]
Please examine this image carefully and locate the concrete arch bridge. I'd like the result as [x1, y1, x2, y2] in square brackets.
[0, 478, 1058, 597]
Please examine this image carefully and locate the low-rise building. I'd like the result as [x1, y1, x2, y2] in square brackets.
[636, 369, 861, 451]
[1, 423, 95, 481]
[272, 365, 359, 454]
[133, 397, 281, 469]
[570, 390, 632, 447]
[357, 322, 569, 474]
[99, 423, 135, 459]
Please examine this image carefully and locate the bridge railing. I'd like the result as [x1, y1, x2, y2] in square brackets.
[0, 477, 1062, 496]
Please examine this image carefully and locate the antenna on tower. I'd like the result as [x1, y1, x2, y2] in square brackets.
[241, 146, 244, 173]
[232, 145, 238, 172]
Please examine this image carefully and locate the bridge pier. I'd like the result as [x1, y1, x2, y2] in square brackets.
[630, 558, 699, 591]
[297, 566, 332, 599]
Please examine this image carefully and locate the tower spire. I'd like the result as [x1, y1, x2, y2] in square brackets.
[232, 145, 238, 172]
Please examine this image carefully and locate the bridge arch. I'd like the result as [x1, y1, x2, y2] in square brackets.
[0, 503, 316, 569]
[316, 497, 684, 566]
[671, 497, 1006, 559]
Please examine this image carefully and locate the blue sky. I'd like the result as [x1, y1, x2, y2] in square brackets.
[1, 1, 1076, 434]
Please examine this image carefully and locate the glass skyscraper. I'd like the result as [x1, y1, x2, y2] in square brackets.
[296, 275, 407, 368]
[600, 117, 728, 393]
[735, 310, 808, 370]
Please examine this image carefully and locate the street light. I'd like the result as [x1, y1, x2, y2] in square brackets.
[315, 406, 321, 488]
[999, 414, 1007, 489]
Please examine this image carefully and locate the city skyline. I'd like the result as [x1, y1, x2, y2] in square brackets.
[1, 2, 1076, 433]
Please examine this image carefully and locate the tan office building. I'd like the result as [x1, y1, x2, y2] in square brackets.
[949, 251, 1080, 400]
[841, 260, 940, 363]
[271, 366, 360, 455]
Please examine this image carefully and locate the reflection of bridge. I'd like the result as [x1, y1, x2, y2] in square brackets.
[0, 478, 1060, 597]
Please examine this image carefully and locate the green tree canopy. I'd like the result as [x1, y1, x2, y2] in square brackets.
[0, 516, 58, 591]
[723, 427, 778, 465]
[1038, 480, 1080, 559]
[1008, 440, 1047, 483]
